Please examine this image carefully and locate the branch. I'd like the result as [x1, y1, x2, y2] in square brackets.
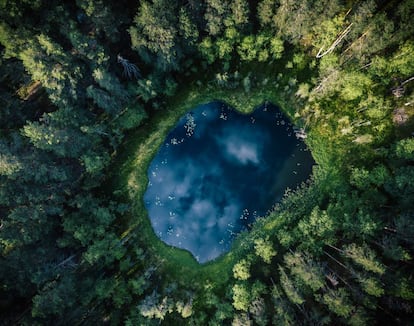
[56, 254, 77, 269]
[316, 23, 353, 58]
[117, 54, 141, 80]
[401, 76, 414, 86]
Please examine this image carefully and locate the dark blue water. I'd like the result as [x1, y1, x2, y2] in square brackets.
[144, 102, 314, 263]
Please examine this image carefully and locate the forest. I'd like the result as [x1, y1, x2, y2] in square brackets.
[0, 0, 413, 324]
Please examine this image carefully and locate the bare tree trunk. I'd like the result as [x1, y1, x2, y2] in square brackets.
[401, 76, 414, 86]
[56, 254, 77, 269]
[327, 244, 344, 253]
[316, 23, 353, 58]
[341, 29, 370, 57]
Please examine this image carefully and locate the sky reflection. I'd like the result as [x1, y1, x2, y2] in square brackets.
[144, 102, 314, 263]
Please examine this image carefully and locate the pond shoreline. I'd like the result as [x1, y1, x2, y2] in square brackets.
[109, 63, 318, 289]
[143, 101, 314, 262]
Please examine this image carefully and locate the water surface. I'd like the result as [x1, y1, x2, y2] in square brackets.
[144, 102, 314, 262]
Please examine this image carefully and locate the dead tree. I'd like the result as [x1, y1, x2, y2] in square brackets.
[117, 54, 141, 79]
[316, 23, 353, 58]
[392, 76, 414, 98]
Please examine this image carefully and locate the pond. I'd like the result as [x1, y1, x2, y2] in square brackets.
[144, 101, 314, 263]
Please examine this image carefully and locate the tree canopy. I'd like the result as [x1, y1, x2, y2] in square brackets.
[0, 0, 413, 324]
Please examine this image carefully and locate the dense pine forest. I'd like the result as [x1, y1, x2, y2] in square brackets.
[1, 0, 414, 324]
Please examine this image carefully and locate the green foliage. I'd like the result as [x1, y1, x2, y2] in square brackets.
[178, 8, 198, 44]
[284, 251, 325, 291]
[257, 0, 277, 28]
[271, 285, 297, 325]
[17, 33, 82, 108]
[1, 1, 414, 325]
[343, 243, 385, 275]
[358, 275, 384, 297]
[269, 37, 284, 59]
[391, 166, 414, 201]
[216, 37, 234, 61]
[381, 236, 412, 261]
[273, 0, 342, 44]
[238, 34, 284, 62]
[176, 299, 193, 318]
[254, 237, 276, 263]
[279, 266, 305, 305]
[83, 232, 126, 265]
[233, 259, 251, 280]
[249, 297, 267, 326]
[21, 108, 91, 158]
[340, 73, 373, 101]
[298, 206, 335, 251]
[0, 152, 22, 176]
[63, 195, 119, 247]
[76, 0, 121, 42]
[351, 164, 390, 189]
[393, 277, 414, 300]
[81, 151, 110, 175]
[393, 213, 414, 243]
[31, 275, 78, 318]
[199, 37, 217, 64]
[317, 288, 353, 318]
[232, 283, 250, 311]
[312, 15, 346, 53]
[395, 138, 414, 160]
[238, 35, 257, 61]
[115, 103, 148, 131]
[138, 291, 174, 320]
[371, 41, 414, 81]
[87, 68, 130, 115]
[129, 0, 192, 71]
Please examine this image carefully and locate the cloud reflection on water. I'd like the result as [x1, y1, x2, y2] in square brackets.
[218, 128, 263, 166]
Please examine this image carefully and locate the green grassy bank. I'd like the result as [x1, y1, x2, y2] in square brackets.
[110, 61, 311, 289]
